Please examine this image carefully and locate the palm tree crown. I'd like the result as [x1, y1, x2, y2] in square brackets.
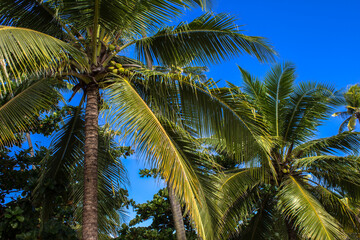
[218, 63, 360, 240]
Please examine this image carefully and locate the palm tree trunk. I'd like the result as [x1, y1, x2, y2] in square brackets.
[26, 133, 35, 157]
[167, 183, 187, 240]
[82, 83, 99, 240]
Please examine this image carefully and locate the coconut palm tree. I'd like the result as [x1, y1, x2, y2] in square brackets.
[0, 1, 275, 239]
[333, 84, 360, 133]
[212, 63, 360, 240]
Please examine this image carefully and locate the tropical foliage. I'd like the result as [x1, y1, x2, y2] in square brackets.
[0, 1, 275, 239]
[215, 63, 360, 240]
[333, 84, 360, 132]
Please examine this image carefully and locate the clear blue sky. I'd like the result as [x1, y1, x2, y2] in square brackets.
[124, 0, 360, 222]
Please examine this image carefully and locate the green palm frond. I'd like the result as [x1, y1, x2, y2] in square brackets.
[283, 82, 340, 144]
[237, 195, 286, 240]
[0, 0, 66, 39]
[278, 176, 347, 240]
[338, 116, 353, 133]
[312, 186, 360, 232]
[261, 63, 295, 137]
[298, 155, 360, 200]
[0, 78, 62, 146]
[106, 77, 223, 239]
[218, 169, 261, 238]
[125, 69, 268, 162]
[293, 131, 360, 157]
[60, 0, 204, 36]
[135, 13, 276, 66]
[0, 26, 88, 84]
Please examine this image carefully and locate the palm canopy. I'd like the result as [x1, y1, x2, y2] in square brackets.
[0, 1, 276, 239]
[216, 63, 360, 240]
[333, 84, 360, 132]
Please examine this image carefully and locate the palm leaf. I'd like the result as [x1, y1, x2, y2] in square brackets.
[0, 78, 62, 146]
[106, 76, 221, 239]
[293, 132, 360, 157]
[35, 105, 128, 238]
[277, 176, 347, 240]
[0, 0, 66, 39]
[312, 185, 360, 232]
[135, 13, 276, 66]
[0, 26, 88, 85]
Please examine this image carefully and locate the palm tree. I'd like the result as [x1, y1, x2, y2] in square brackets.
[34, 105, 129, 239]
[212, 63, 360, 240]
[333, 84, 360, 132]
[0, 1, 275, 239]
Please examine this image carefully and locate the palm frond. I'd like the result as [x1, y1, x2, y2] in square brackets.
[293, 132, 360, 157]
[277, 176, 347, 240]
[60, 0, 203, 36]
[35, 105, 128, 237]
[338, 116, 353, 133]
[312, 185, 360, 232]
[0, 78, 62, 146]
[0, 26, 88, 86]
[218, 169, 261, 238]
[135, 13, 276, 66]
[298, 155, 360, 200]
[34, 105, 84, 222]
[0, 0, 66, 39]
[106, 77, 223, 239]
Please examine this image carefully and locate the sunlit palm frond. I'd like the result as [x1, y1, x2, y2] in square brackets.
[106, 76, 223, 239]
[278, 176, 347, 240]
[0, 78, 62, 147]
[126, 69, 268, 162]
[0, 26, 88, 86]
[135, 13, 276, 66]
[312, 185, 360, 232]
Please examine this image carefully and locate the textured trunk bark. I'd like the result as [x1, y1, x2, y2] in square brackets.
[167, 184, 187, 240]
[82, 83, 99, 240]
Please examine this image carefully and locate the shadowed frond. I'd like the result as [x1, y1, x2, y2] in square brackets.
[0, 78, 62, 147]
[0, 0, 66, 38]
[278, 176, 347, 240]
[60, 0, 207, 36]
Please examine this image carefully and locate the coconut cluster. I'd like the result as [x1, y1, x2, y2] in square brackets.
[107, 61, 128, 74]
